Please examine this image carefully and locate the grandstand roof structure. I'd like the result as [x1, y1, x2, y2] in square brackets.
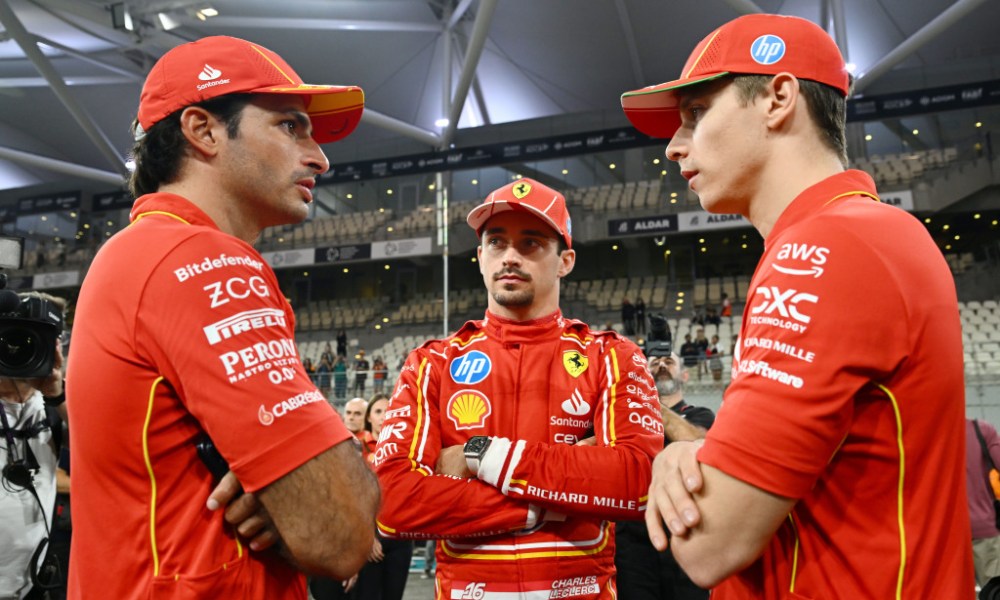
[1, 0, 999, 201]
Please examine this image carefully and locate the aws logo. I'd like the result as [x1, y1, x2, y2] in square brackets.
[447, 390, 492, 430]
[772, 243, 830, 278]
[563, 350, 588, 378]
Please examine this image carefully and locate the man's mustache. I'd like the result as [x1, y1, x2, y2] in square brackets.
[493, 268, 531, 281]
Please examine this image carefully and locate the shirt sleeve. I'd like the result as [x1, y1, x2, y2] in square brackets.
[374, 349, 541, 539]
[984, 421, 1000, 470]
[476, 338, 663, 521]
[135, 232, 351, 493]
[699, 220, 910, 499]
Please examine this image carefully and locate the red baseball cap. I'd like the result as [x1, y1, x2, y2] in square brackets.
[466, 178, 572, 248]
[621, 14, 849, 138]
[136, 36, 364, 144]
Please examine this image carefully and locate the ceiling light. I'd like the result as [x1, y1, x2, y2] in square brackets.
[865, 134, 872, 141]
[653, 158, 660, 165]
[434, 118, 449, 128]
[156, 13, 181, 30]
[976, 122, 983, 128]
[201, 7, 219, 17]
[912, 129, 919, 135]
[609, 163, 616, 169]
[471, 179, 478, 185]
[845, 62, 857, 74]
[562, 169, 569, 175]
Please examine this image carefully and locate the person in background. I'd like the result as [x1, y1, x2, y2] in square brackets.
[336, 330, 348, 358]
[622, 297, 636, 336]
[635, 297, 647, 335]
[0, 292, 66, 600]
[321, 341, 336, 366]
[344, 398, 375, 461]
[353, 350, 370, 397]
[333, 355, 349, 400]
[316, 355, 333, 397]
[968, 418, 1000, 587]
[616, 352, 713, 600]
[720, 292, 733, 318]
[622, 13, 972, 597]
[371, 357, 388, 395]
[706, 334, 723, 382]
[356, 393, 411, 600]
[66, 35, 378, 600]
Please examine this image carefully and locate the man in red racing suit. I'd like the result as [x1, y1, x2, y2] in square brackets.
[373, 178, 663, 599]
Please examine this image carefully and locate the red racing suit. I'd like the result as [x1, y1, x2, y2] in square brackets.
[374, 311, 662, 599]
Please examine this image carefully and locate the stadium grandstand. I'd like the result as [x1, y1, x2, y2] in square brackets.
[1, 1, 999, 596]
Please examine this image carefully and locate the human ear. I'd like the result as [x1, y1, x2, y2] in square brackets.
[178, 106, 225, 157]
[557, 248, 576, 278]
[764, 72, 799, 130]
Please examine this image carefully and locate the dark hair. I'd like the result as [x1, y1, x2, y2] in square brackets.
[731, 74, 852, 167]
[128, 94, 254, 198]
[364, 393, 391, 433]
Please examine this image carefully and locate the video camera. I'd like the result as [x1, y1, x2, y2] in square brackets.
[0, 237, 63, 378]
[643, 313, 673, 358]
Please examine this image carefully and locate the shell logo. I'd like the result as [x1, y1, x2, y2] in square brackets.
[446, 390, 492, 430]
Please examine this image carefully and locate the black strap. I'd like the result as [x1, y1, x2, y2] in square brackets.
[973, 419, 998, 471]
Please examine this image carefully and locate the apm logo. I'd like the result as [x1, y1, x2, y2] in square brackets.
[750, 35, 786, 65]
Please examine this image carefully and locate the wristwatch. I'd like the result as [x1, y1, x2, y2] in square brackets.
[463, 436, 492, 474]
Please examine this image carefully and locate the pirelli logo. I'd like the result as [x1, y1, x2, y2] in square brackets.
[203, 308, 286, 345]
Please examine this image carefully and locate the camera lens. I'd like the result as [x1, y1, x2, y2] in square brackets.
[0, 326, 41, 371]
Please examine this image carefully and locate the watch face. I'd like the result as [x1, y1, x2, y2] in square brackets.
[465, 436, 489, 456]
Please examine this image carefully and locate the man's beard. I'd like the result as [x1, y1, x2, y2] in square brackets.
[492, 288, 534, 307]
[492, 269, 533, 307]
[656, 376, 681, 397]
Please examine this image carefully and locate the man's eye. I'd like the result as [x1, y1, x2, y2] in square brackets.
[282, 120, 298, 134]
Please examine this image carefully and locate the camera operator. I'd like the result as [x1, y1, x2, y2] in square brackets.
[615, 351, 714, 600]
[0, 292, 66, 600]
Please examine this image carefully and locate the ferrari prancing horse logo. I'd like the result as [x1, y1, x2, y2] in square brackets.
[512, 181, 532, 199]
[563, 350, 588, 378]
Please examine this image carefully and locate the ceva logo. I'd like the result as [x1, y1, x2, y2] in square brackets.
[198, 64, 223, 81]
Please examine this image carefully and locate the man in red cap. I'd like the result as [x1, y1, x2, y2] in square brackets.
[66, 36, 378, 599]
[622, 14, 972, 598]
[372, 177, 663, 598]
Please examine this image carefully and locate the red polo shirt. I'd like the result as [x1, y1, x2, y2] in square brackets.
[67, 193, 350, 599]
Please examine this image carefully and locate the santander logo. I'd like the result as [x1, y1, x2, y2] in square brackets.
[560, 389, 591, 416]
[198, 64, 223, 81]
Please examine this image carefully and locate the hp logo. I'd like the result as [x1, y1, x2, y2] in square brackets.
[450, 351, 492, 384]
[750, 34, 786, 65]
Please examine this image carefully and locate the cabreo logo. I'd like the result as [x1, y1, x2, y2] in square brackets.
[450, 351, 491, 384]
[447, 390, 492, 430]
[258, 390, 326, 425]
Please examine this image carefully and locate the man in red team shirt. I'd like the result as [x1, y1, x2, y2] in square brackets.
[66, 36, 378, 599]
[373, 178, 664, 598]
[621, 13, 973, 598]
